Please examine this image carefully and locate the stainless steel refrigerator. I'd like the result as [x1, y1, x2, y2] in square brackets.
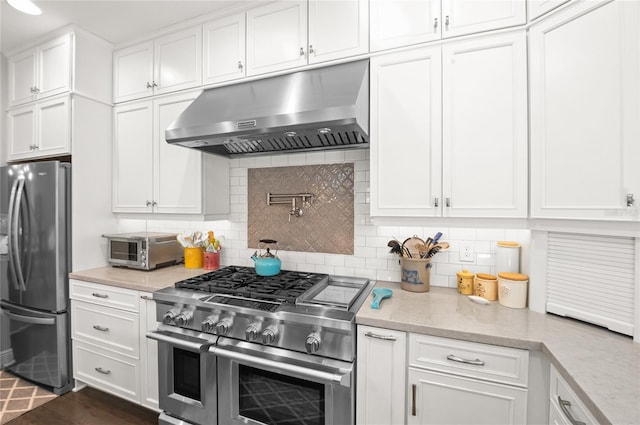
[0, 161, 72, 394]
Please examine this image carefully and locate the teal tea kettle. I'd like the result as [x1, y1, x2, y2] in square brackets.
[251, 239, 281, 276]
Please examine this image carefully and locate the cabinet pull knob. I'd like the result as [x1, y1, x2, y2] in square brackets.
[93, 325, 109, 332]
[445, 15, 450, 29]
[558, 396, 586, 425]
[309, 44, 314, 54]
[434, 17, 438, 29]
[91, 292, 109, 299]
[146, 82, 153, 89]
[411, 384, 417, 416]
[152, 81, 158, 88]
[238, 61, 243, 70]
[434, 197, 439, 207]
[446, 354, 485, 366]
[627, 193, 635, 206]
[146, 200, 152, 207]
[364, 331, 396, 341]
[140, 295, 153, 300]
[95, 367, 111, 375]
[445, 197, 451, 207]
[299, 47, 305, 56]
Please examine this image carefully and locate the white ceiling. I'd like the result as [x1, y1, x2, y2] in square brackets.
[1, 0, 243, 53]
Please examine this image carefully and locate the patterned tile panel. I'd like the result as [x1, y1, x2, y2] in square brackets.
[248, 164, 354, 255]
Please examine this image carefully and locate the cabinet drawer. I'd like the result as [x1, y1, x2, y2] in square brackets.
[408, 334, 529, 387]
[70, 280, 139, 312]
[71, 300, 139, 358]
[73, 340, 140, 404]
[550, 365, 598, 425]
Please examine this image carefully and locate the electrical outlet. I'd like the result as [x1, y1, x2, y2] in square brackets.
[460, 241, 474, 262]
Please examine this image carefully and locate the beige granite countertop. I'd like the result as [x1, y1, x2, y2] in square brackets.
[356, 280, 640, 425]
[69, 265, 212, 292]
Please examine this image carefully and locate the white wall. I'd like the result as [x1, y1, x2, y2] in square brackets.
[118, 149, 531, 289]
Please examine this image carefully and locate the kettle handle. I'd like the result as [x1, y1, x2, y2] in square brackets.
[259, 239, 277, 244]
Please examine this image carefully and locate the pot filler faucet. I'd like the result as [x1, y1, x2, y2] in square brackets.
[267, 192, 314, 222]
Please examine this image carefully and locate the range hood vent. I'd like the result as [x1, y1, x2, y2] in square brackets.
[165, 60, 369, 157]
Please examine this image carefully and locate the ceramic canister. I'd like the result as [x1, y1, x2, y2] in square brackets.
[496, 241, 520, 273]
[474, 273, 498, 301]
[498, 272, 529, 308]
[456, 269, 474, 295]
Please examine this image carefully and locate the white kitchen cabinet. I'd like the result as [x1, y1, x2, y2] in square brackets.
[113, 27, 202, 103]
[528, 0, 571, 21]
[370, 46, 442, 217]
[7, 30, 112, 108]
[113, 91, 230, 218]
[70, 281, 160, 409]
[246, 1, 308, 76]
[307, 0, 369, 64]
[549, 365, 598, 425]
[370, 0, 525, 52]
[441, 32, 528, 217]
[203, 13, 247, 85]
[246, 0, 368, 76]
[7, 95, 71, 162]
[139, 292, 159, 410]
[371, 32, 527, 218]
[529, 0, 640, 220]
[356, 326, 407, 425]
[407, 333, 528, 424]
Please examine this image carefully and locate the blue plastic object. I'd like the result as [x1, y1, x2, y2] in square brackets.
[370, 288, 393, 309]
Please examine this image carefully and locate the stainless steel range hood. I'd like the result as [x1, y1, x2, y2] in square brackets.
[165, 60, 369, 157]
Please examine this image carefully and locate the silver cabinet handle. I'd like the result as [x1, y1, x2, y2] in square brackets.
[91, 292, 109, 299]
[434, 17, 438, 29]
[140, 295, 153, 300]
[93, 325, 109, 332]
[309, 44, 314, 54]
[146, 200, 152, 207]
[94, 367, 111, 375]
[411, 384, 417, 416]
[445, 197, 451, 207]
[152, 81, 158, 88]
[238, 61, 243, 70]
[445, 15, 450, 30]
[627, 193, 635, 206]
[446, 354, 485, 366]
[558, 396, 586, 425]
[299, 47, 305, 56]
[434, 197, 439, 207]
[146, 82, 153, 89]
[364, 331, 396, 341]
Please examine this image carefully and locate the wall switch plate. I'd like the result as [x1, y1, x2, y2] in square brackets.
[460, 241, 474, 262]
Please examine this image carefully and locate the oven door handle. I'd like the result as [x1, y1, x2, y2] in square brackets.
[147, 330, 215, 352]
[211, 346, 352, 388]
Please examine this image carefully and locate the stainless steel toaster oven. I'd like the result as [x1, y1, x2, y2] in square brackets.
[102, 232, 182, 270]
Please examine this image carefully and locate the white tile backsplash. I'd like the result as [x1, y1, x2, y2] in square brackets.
[136, 152, 530, 287]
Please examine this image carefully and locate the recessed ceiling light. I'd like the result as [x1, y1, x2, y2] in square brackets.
[7, 0, 42, 15]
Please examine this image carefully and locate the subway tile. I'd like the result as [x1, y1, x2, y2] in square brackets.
[345, 256, 366, 268]
[253, 157, 273, 167]
[429, 273, 449, 287]
[324, 151, 346, 163]
[345, 150, 366, 161]
[305, 152, 326, 164]
[365, 236, 388, 248]
[334, 266, 356, 277]
[354, 246, 377, 258]
[315, 264, 336, 275]
[238, 157, 256, 168]
[365, 258, 387, 270]
[376, 269, 399, 282]
[448, 228, 477, 240]
[324, 255, 345, 267]
[476, 253, 494, 266]
[354, 267, 377, 280]
[270, 155, 289, 166]
[474, 241, 491, 254]
[476, 228, 506, 241]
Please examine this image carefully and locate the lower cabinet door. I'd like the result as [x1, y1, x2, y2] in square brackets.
[407, 367, 527, 424]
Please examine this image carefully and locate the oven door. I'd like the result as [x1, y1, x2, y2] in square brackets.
[148, 329, 217, 425]
[213, 338, 354, 425]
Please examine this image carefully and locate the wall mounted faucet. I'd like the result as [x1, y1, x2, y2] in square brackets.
[267, 193, 314, 222]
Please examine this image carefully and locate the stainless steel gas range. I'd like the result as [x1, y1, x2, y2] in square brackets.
[148, 266, 374, 425]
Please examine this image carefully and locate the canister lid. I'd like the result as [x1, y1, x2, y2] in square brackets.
[497, 241, 520, 247]
[457, 269, 474, 278]
[476, 273, 497, 280]
[498, 272, 528, 281]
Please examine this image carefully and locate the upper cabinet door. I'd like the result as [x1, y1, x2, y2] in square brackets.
[8, 49, 37, 106]
[37, 34, 72, 99]
[308, 0, 369, 64]
[203, 13, 247, 85]
[153, 27, 202, 95]
[7, 106, 36, 161]
[370, 47, 442, 217]
[370, 0, 440, 52]
[529, 0, 640, 220]
[528, 0, 571, 21]
[442, 32, 528, 218]
[36, 95, 71, 157]
[441, 0, 526, 38]
[113, 41, 154, 103]
[246, 1, 308, 76]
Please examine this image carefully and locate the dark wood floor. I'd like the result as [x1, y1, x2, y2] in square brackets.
[7, 387, 158, 425]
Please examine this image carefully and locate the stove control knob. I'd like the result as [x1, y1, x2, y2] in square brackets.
[305, 333, 321, 354]
[245, 324, 260, 342]
[262, 326, 278, 345]
[215, 319, 231, 336]
[201, 317, 216, 333]
[174, 311, 193, 327]
[162, 308, 180, 324]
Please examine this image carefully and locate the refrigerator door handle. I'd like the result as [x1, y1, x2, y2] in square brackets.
[11, 177, 27, 292]
[2, 309, 56, 325]
[7, 177, 24, 291]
